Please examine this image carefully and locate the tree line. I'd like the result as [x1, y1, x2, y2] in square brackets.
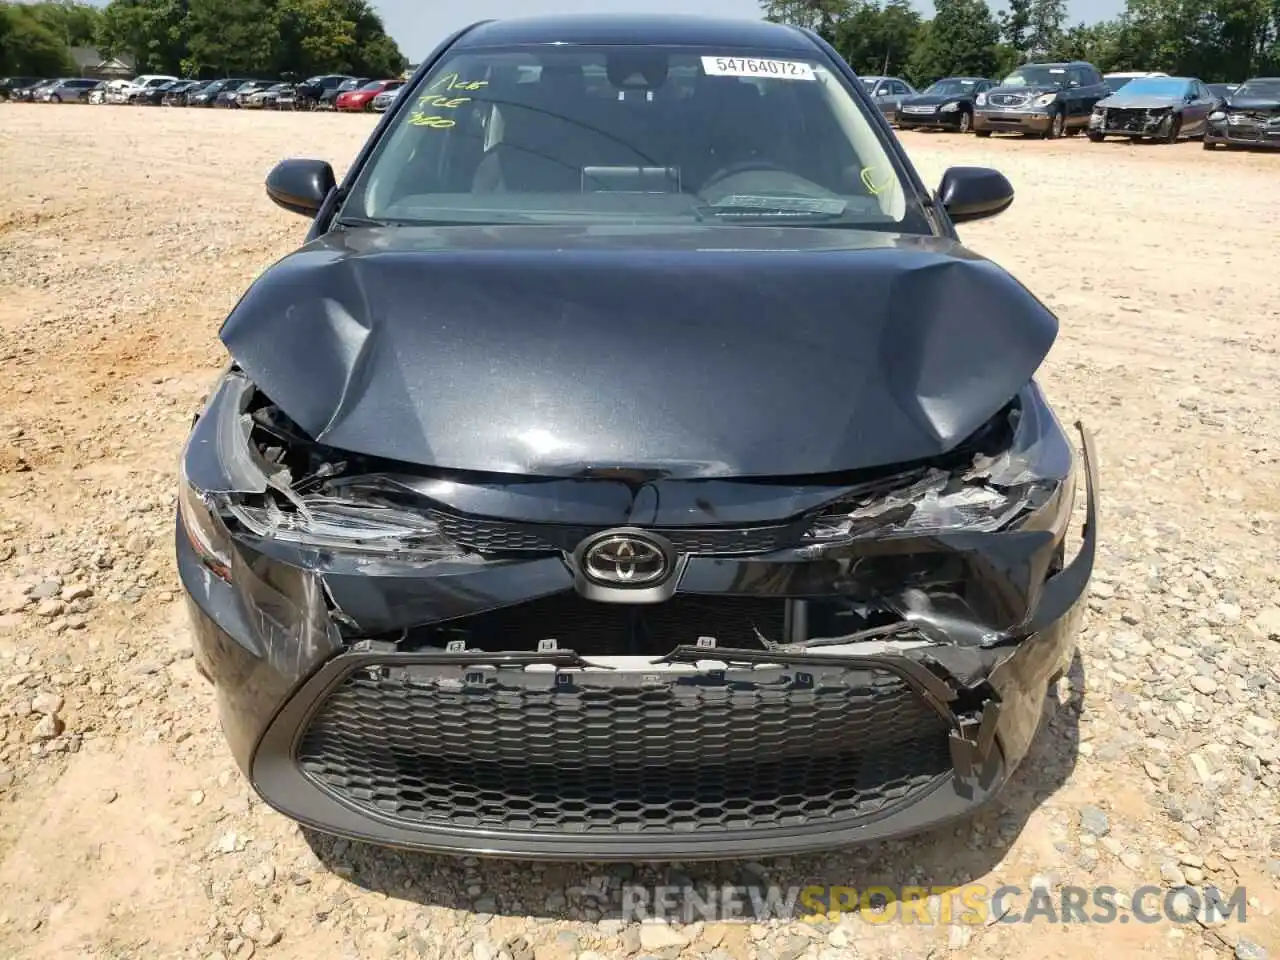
[0, 0, 407, 80]
[763, 0, 1280, 86]
[6, 0, 1277, 87]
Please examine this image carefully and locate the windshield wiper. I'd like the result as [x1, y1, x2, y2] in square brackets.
[333, 214, 505, 229]
[698, 194, 851, 221]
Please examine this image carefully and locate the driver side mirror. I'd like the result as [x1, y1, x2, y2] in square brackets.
[265, 158, 336, 217]
[937, 166, 1014, 223]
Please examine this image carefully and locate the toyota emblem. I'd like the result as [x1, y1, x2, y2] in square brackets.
[581, 532, 670, 587]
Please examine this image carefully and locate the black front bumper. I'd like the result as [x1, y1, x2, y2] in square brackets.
[182, 430, 1097, 860]
[895, 110, 966, 129]
[1205, 120, 1280, 147]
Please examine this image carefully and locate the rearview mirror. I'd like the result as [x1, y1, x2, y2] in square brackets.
[937, 166, 1014, 223]
[265, 158, 337, 217]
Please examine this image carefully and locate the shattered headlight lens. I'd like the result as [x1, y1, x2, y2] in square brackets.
[178, 468, 234, 580]
[1209, 110, 1226, 121]
[225, 495, 465, 559]
[804, 469, 1060, 541]
[803, 397, 1072, 542]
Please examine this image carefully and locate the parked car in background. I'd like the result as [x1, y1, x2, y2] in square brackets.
[123, 75, 180, 102]
[47, 78, 102, 103]
[321, 77, 370, 109]
[1103, 71, 1168, 94]
[1204, 76, 1280, 150]
[0, 77, 44, 100]
[161, 80, 203, 106]
[1205, 82, 1239, 103]
[895, 77, 995, 133]
[87, 82, 108, 104]
[369, 82, 406, 112]
[974, 61, 1110, 138]
[336, 79, 398, 112]
[1088, 76, 1217, 142]
[242, 83, 291, 109]
[294, 74, 353, 110]
[10, 79, 57, 101]
[189, 78, 245, 107]
[268, 84, 297, 109]
[218, 80, 274, 108]
[137, 79, 186, 106]
[858, 75, 917, 119]
[102, 78, 134, 104]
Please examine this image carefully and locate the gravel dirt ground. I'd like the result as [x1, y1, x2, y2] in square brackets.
[1, 106, 1279, 960]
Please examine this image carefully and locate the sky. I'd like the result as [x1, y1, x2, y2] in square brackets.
[385, 0, 1126, 61]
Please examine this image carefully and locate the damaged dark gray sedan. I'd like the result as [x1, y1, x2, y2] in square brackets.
[176, 14, 1098, 861]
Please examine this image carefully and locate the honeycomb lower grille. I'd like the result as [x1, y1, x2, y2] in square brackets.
[296, 665, 954, 835]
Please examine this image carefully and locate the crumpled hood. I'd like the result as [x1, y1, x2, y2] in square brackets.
[1098, 93, 1179, 109]
[220, 224, 1058, 479]
[1225, 96, 1280, 113]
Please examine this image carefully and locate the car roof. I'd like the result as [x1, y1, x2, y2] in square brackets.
[453, 14, 814, 51]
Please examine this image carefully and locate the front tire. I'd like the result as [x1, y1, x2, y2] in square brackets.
[958, 110, 972, 134]
[1045, 109, 1065, 139]
[1087, 130, 1105, 142]
[52, 94, 62, 103]
[975, 129, 992, 138]
[1163, 113, 1182, 144]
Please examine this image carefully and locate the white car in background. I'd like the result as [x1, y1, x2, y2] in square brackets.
[1104, 71, 1168, 94]
[102, 79, 134, 104]
[121, 74, 179, 103]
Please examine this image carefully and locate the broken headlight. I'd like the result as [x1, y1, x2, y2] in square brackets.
[178, 462, 234, 580]
[804, 390, 1073, 542]
[181, 371, 470, 564]
[224, 495, 464, 559]
[805, 468, 1061, 541]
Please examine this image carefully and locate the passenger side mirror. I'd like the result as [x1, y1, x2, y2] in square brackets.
[265, 158, 337, 217]
[937, 166, 1014, 223]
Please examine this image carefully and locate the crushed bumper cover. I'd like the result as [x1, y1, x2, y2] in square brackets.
[1205, 121, 1280, 147]
[182, 427, 1098, 860]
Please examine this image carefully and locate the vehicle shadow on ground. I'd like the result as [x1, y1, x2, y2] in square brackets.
[305, 652, 1085, 923]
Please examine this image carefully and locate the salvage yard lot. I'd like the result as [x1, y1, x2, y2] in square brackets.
[1, 106, 1279, 960]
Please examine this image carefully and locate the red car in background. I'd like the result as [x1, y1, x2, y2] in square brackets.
[335, 79, 403, 112]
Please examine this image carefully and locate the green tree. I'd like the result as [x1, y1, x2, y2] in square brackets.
[834, 0, 922, 77]
[184, 0, 276, 76]
[96, 0, 188, 74]
[907, 0, 1001, 84]
[1028, 0, 1067, 55]
[761, 0, 853, 42]
[0, 2, 75, 74]
[999, 0, 1033, 54]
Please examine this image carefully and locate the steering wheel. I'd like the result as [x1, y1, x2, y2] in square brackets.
[699, 158, 792, 193]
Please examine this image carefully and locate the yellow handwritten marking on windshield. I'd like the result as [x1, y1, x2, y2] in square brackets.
[408, 113, 456, 128]
[860, 166, 894, 195]
[417, 94, 471, 109]
[410, 74, 486, 129]
[427, 73, 488, 93]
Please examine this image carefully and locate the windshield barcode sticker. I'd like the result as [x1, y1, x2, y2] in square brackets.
[701, 57, 816, 81]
